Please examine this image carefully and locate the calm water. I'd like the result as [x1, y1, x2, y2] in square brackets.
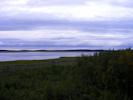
[0, 52, 96, 62]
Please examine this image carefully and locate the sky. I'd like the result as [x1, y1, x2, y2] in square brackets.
[0, 0, 133, 50]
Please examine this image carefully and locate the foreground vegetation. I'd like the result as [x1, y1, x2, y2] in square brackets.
[0, 48, 133, 100]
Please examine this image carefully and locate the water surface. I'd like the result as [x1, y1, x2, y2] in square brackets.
[0, 52, 96, 62]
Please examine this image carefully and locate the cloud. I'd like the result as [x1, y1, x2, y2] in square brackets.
[26, 0, 88, 6]
[20, 0, 133, 10]
[0, 0, 133, 49]
[1, 0, 133, 19]
[0, 29, 132, 49]
[23, 0, 133, 7]
[1, 14, 133, 34]
[105, 0, 133, 8]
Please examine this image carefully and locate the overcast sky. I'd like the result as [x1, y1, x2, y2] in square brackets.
[0, 0, 133, 50]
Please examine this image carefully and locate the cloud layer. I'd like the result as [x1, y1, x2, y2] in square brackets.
[0, 0, 133, 50]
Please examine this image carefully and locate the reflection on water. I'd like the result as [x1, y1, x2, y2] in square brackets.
[0, 52, 96, 62]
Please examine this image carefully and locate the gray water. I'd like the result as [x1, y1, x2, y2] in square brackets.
[0, 52, 96, 62]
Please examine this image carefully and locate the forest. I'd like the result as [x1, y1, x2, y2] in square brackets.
[0, 48, 133, 100]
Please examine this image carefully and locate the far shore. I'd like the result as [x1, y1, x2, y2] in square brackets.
[0, 49, 104, 53]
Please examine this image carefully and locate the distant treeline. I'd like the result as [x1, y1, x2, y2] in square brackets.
[0, 49, 104, 52]
[0, 48, 133, 100]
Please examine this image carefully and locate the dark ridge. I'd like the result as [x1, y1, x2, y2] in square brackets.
[0, 49, 107, 52]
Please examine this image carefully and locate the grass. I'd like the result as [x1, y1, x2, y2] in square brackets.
[0, 57, 77, 69]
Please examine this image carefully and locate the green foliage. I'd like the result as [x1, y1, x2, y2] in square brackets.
[0, 48, 133, 99]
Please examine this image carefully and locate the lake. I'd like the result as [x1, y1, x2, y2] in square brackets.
[0, 52, 96, 62]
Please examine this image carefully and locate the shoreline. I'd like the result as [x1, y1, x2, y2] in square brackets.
[0, 49, 104, 53]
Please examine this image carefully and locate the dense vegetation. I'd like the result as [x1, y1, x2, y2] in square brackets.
[0, 48, 133, 100]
